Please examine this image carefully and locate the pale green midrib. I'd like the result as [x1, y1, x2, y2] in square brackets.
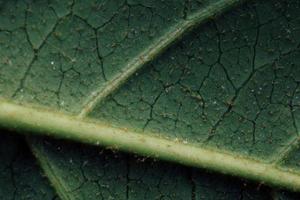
[27, 139, 75, 200]
[77, 0, 244, 118]
[1, 101, 300, 192]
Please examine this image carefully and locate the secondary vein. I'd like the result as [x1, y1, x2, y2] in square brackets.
[28, 139, 74, 200]
[78, 0, 244, 118]
[271, 135, 300, 165]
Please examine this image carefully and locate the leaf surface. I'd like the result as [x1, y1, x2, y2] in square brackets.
[0, 131, 57, 200]
[0, 0, 300, 198]
[1, 130, 299, 200]
[29, 137, 285, 200]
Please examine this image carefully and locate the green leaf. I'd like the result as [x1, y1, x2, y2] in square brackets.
[29, 137, 281, 200]
[0, 0, 300, 198]
[0, 131, 57, 199]
[1, 131, 299, 200]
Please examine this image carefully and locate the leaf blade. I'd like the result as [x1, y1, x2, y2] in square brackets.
[1, 0, 300, 198]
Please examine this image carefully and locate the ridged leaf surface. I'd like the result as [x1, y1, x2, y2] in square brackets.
[0, 0, 300, 198]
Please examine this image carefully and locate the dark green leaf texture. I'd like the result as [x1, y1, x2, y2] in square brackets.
[1, 131, 299, 200]
[1, 0, 300, 198]
[30, 137, 297, 200]
[0, 131, 57, 200]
